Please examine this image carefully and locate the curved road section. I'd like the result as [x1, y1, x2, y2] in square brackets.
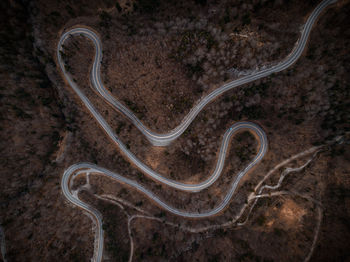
[58, 0, 335, 146]
[58, 0, 336, 261]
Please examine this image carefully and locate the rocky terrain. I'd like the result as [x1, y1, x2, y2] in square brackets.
[0, 0, 349, 261]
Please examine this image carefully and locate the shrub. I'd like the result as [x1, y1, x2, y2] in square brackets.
[134, 0, 160, 14]
[256, 215, 266, 226]
[242, 13, 251, 26]
[195, 0, 207, 6]
[242, 105, 265, 119]
[186, 62, 204, 77]
[99, 11, 111, 28]
[115, 2, 122, 12]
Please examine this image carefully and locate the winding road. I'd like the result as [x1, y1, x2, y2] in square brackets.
[57, 0, 337, 261]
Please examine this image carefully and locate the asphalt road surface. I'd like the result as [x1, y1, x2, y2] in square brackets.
[57, 0, 337, 261]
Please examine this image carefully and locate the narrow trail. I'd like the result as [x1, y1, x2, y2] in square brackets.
[305, 206, 323, 262]
[77, 139, 341, 261]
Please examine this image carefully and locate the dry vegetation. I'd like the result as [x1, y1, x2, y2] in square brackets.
[0, 0, 349, 261]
